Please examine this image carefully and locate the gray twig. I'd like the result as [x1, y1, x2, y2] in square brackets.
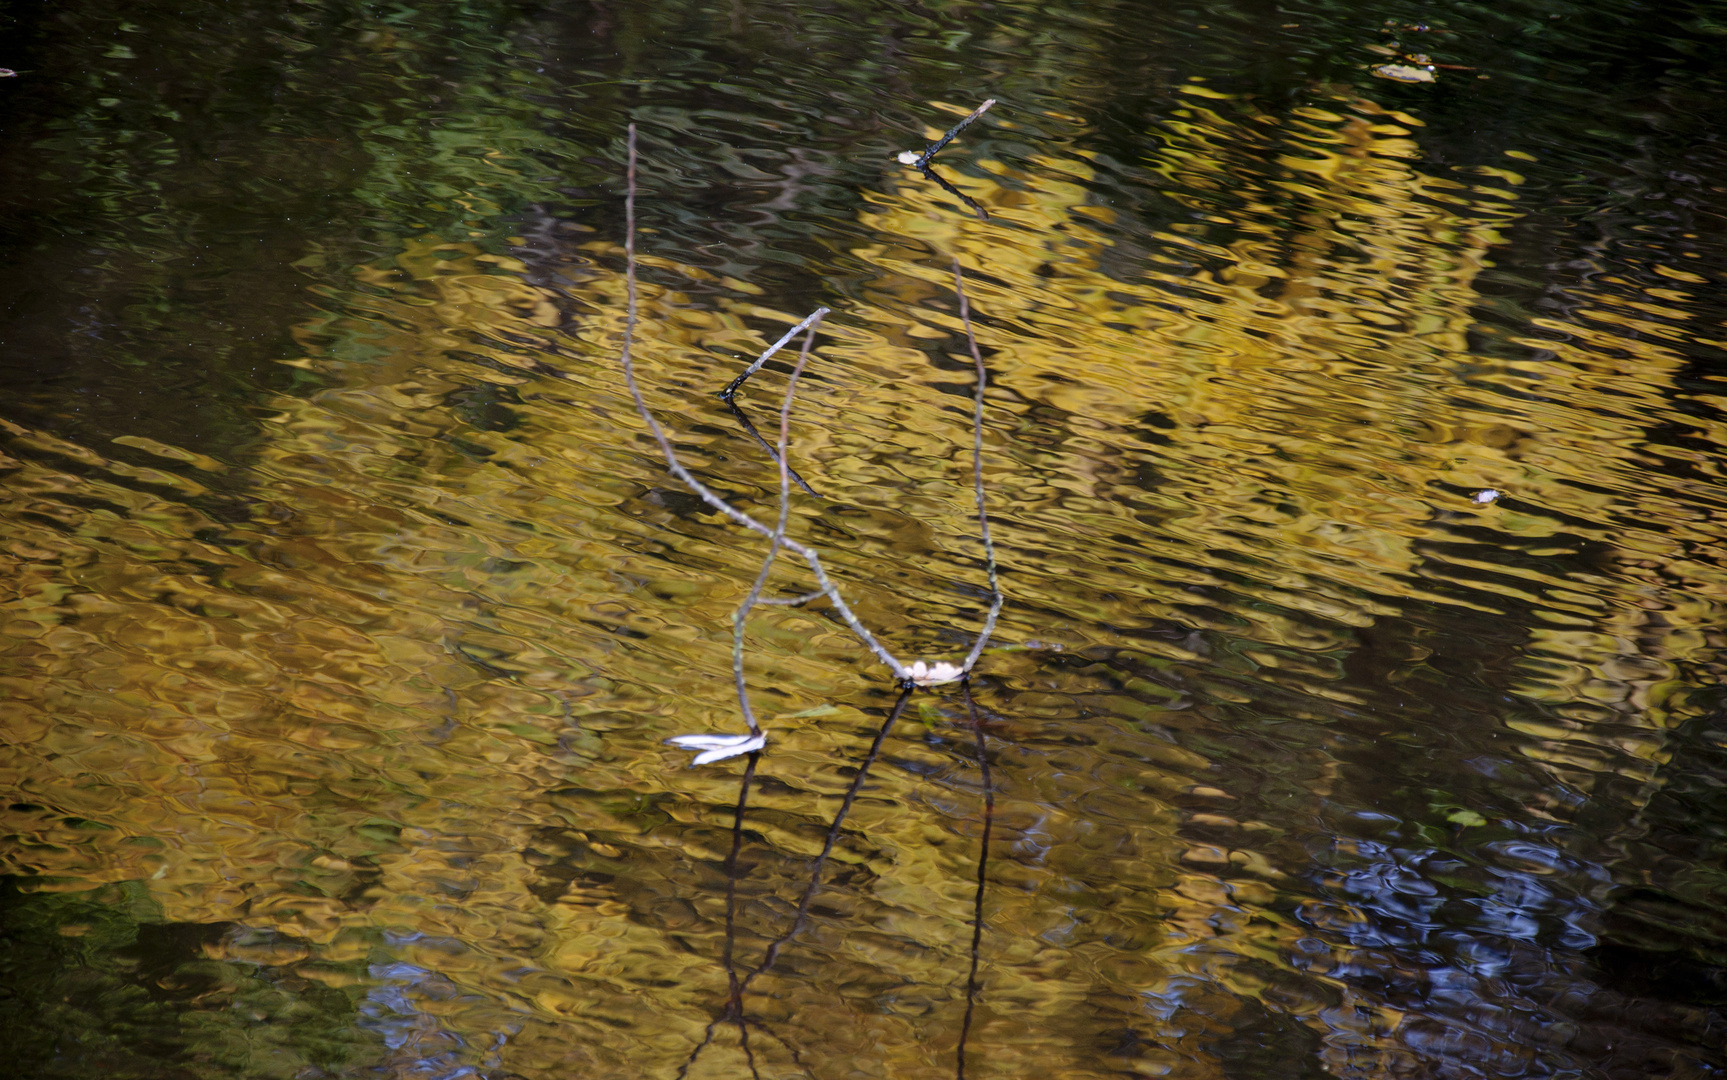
[718, 309, 831, 401]
[954, 260, 1004, 675]
[914, 98, 997, 169]
[620, 124, 912, 684]
[732, 316, 824, 736]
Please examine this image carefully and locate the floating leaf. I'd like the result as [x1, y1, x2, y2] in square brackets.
[666, 733, 765, 766]
[1373, 64, 1436, 83]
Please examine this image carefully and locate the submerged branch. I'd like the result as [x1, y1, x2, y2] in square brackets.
[738, 687, 911, 995]
[725, 397, 821, 498]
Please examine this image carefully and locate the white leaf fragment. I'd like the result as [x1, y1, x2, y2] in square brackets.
[907, 660, 965, 686]
[666, 733, 766, 766]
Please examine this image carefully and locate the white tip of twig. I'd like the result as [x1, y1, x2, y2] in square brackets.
[897, 150, 921, 166]
[1471, 489, 1500, 505]
[907, 660, 965, 687]
[666, 733, 766, 766]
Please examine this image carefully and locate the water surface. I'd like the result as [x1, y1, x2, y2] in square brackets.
[3, 2, 1727, 1077]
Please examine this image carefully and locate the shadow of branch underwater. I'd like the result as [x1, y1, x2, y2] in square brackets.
[676, 683, 997, 1079]
[724, 396, 821, 498]
[678, 688, 912, 1078]
[957, 683, 995, 1080]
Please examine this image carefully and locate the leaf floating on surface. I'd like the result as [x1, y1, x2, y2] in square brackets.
[1373, 63, 1436, 83]
[666, 733, 766, 766]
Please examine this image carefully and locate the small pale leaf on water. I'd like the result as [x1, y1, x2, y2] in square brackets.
[1447, 809, 1487, 827]
[1373, 64, 1435, 83]
[666, 733, 766, 766]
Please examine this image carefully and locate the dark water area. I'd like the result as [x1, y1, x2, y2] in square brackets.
[3, 1, 1727, 1077]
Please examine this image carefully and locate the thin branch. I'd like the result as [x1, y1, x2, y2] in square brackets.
[899, 99, 997, 221]
[732, 317, 824, 736]
[620, 124, 912, 683]
[956, 683, 995, 1080]
[953, 260, 1003, 675]
[914, 99, 996, 170]
[718, 309, 831, 401]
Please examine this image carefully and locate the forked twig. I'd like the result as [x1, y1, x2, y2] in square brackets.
[732, 317, 825, 736]
[622, 124, 912, 684]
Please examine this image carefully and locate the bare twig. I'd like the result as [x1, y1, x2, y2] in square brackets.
[732, 317, 824, 736]
[913, 99, 996, 169]
[899, 99, 998, 222]
[719, 308, 831, 401]
[621, 124, 912, 683]
[953, 260, 1003, 675]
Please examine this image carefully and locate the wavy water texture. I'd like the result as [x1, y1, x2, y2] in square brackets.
[4, 2, 1727, 1079]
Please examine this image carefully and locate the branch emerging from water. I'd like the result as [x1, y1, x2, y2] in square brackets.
[899, 99, 997, 221]
[903, 98, 997, 170]
[622, 124, 912, 688]
[953, 260, 1004, 673]
[731, 316, 824, 737]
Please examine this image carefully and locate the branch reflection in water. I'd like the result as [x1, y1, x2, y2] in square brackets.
[678, 685, 996, 1078]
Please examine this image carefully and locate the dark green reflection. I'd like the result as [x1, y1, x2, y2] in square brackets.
[0, 878, 380, 1079]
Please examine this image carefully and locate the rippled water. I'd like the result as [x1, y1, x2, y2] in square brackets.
[4, 1, 1727, 1077]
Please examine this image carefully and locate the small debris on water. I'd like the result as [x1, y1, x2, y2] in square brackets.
[897, 150, 921, 165]
[907, 660, 964, 686]
[1373, 63, 1436, 83]
[666, 732, 765, 766]
[1471, 489, 1500, 505]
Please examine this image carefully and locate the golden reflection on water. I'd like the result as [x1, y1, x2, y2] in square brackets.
[4, 84, 1727, 1077]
